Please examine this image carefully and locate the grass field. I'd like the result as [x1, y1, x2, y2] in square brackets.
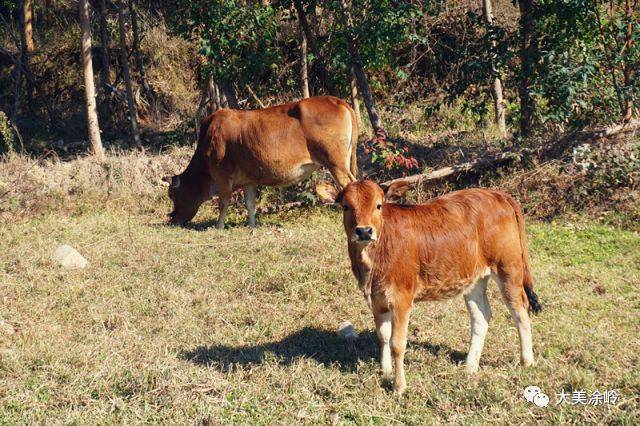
[1, 192, 639, 424]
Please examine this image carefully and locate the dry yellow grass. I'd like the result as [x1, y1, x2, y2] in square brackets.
[1, 152, 638, 423]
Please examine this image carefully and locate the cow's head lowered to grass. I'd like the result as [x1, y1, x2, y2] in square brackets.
[316, 180, 409, 245]
[163, 171, 214, 227]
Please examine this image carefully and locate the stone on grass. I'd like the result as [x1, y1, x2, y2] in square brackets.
[52, 245, 87, 269]
[337, 321, 358, 341]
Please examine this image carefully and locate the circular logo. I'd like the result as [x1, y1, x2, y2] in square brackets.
[524, 385, 542, 403]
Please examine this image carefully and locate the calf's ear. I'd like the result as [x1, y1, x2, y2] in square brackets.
[384, 181, 410, 202]
[315, 182, 340, 204]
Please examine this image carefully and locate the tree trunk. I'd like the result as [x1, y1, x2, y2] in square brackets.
[219, 81, 238, 109]
[338, 0, 383, 133]
[518, 0, 536, 137]
[482, 0, 506, 137]
[117, 2, 142, 149]
[128, 0, 155, 108]
[350, 68, 361, 127]
[80, 0, 105, 158]
[19, 0, 33, 109]
[209, 78, 221, 113]
[97, 0, 111, 94]
[299, 20, 310, 98]
[23, 0, 34, 53]
[293, 0, 336, 95]
[11, 43, 24, 122]
[622, 0, 634, 121]
[594, 2, 625, 117]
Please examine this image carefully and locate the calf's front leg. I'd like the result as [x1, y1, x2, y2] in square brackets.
[391, 306, 411, 395]
[374, 310, 393, 380]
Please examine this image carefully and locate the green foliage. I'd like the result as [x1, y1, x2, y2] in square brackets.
[527, 0, 639, 127]
[569, 140, 640, 198]
[173, 0, 279, 86]
[0, 110, 16, 154]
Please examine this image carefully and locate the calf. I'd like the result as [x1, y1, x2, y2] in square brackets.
[317, 180, 541, 394]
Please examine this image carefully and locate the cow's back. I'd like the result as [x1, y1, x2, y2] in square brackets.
[203, 97, 353, 187]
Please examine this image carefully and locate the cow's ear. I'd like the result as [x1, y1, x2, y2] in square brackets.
[315, 182, 340, 204]
[384, 181, 410, 202]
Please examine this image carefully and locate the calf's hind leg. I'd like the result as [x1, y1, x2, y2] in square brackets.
[495, 270, 535, 367]
[463, 276, 492, 373]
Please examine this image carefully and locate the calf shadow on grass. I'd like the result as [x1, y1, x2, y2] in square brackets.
[181, 326, 466, 372]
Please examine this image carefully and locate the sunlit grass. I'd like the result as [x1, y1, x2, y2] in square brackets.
[1, 197, 638, 422]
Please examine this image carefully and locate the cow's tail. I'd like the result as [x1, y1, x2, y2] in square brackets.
[347, 104, 359, 179]
[506, 195, 541, 314]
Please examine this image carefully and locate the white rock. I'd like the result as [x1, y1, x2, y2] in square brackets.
[337, 321, 358, 340]
[52, 245, 87, 269]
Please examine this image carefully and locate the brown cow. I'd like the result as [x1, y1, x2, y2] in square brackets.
[164, 96, 358, 227]
[316, 180, 541, 394]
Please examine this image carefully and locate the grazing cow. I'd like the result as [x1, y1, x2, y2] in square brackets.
[164, 96, 358, 227]
[316, 180, 541, 394]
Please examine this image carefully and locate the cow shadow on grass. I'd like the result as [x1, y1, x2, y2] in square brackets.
[181, 326, 466, 372]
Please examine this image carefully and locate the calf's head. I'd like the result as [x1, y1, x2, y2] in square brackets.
[163, 174, 213, 226]
[316, 180, 409, 245]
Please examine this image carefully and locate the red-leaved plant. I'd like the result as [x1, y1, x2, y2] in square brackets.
[363, 129, 420, 177]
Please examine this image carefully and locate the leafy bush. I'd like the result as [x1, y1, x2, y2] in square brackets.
[0, 111, 17, 154]
[569, 140, 640, 198]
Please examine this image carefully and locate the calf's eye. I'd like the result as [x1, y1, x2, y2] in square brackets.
[376, 204, 382, 210]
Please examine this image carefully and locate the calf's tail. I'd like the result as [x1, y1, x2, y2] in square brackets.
[506, 195, 542, 314]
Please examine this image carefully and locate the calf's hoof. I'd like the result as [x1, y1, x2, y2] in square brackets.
[465, 363, 480, 374]
[521, 357, 535, 367]
[393, 382, 407, 396]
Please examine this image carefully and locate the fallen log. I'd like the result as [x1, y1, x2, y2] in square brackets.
[382, 151, 519, 187]
[382, 119, 639, 188]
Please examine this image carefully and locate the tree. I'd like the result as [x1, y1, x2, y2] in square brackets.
[18, 0, 34, 109]
[97, 0, 111, 94]
[518, 0, 537, 137]
[293, 0, 336, 95]
[23, 0, 34, 53]
[338, 0, 383, 133]
[482, 0, 506, 137]
[299, 18, 310, 98]
[350, 69, 361, 127]
[128, 0, 155, 109]
[621, 0, 635, 121]
[116, 1, 142, 148]
[80, 0, 105, 158]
